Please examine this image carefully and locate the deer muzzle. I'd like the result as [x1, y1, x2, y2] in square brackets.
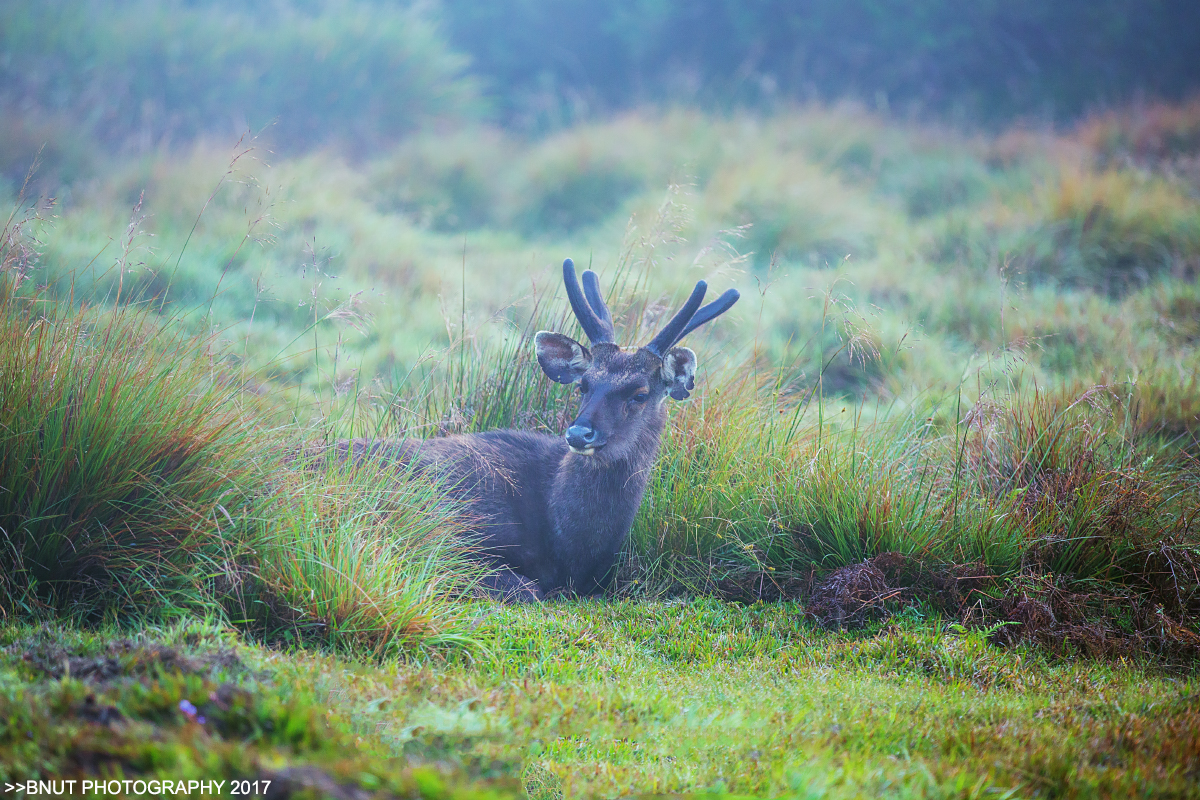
[565, 424, 604, 455]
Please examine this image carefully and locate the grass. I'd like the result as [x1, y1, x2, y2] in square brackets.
[240, 456, 483, 656]
[0, 249, 263, 617]
[5, 101, 1200, 651]
[4, 608, 1196, 798]
[12, 104, 1198, 400]
[0, 620, 520, 797]
[0, 199, 481, 656]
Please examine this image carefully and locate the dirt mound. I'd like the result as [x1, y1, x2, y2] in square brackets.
[990, 574, 1200, 660]
[805, 552, 994, 629]
[808, 558, 895, 628]
[798, 552, 1200, 661]
[16, 640, 245, 683]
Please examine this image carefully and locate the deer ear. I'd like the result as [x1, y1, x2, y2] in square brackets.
[535, 331, 591, 384]
[662, 347, 697, 400]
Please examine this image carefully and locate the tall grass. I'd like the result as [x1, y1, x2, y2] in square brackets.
[0, 203, 479, 655]
[628, 379, 1025, 594]
[239, 456, 482, 655]
[0, 260, 263, 616]
[339, 224, 1198, 627]
[335, 227, 1199, 649]
[20, 104, 1200, 411]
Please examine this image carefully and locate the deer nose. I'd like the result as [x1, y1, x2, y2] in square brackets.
[565, 424, 602, 452]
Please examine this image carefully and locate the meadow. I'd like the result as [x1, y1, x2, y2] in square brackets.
[2, 101, 1199, 796]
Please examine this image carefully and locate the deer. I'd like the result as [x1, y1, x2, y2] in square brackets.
[337, 259, 739, 601]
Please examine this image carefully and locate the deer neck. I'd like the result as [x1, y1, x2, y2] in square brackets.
[548, 408, 666, 580]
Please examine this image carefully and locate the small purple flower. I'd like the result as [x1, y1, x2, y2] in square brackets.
[179, 699, 206, 724]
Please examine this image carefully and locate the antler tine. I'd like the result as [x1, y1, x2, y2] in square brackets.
[673, 288, 740, 344]
[645, 280, 707, 357]
[562, 258, 613, 344]
[581, 269, 615, 340]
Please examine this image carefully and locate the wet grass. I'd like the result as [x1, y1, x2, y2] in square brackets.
[6, 607, 1195, 798]
[0, 206, 483, 656]
[0, 620, 519, 797]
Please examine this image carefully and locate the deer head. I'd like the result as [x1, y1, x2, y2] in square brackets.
[535, 258, 739, 459]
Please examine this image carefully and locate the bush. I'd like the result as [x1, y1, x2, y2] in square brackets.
[241, 456, 482, 655]
[0, 292, 263, 617]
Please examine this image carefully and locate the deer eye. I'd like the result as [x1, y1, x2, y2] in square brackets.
[578, 379, 589, 395]
[632, 391, 649, 404]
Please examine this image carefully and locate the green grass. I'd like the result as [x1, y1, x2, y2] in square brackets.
[240, 455, 484, 656]
[5, 101, 1200, 650]
[15, 104, 1198, 410]
[0, 206, 482, 655]
[0, 620, 520, 797]
[0, 281, 264, 618]
[4, 609, 1196, 798]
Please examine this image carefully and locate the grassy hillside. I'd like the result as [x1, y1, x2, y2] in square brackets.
[14, 105, 1198, 395]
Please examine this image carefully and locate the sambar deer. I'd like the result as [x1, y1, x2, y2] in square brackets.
[341, 259, 738, 600]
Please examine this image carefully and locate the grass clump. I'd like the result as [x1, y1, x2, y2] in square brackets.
[704, 150, 884, 268]
[0, 204, 479, 657]
[240, 456, 482, 656]
[1079, 98, 1200, 168]
[0, 279, 263, 618]
[1021, 167, 1200, 295]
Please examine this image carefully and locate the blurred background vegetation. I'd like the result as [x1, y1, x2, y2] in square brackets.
[5, 0, 1200, 158]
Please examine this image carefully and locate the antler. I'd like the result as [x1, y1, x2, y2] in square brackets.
[645, 283, 740, 357]
[581, 268, 614, 335]
[644, 281, 707, 356]
[562, 258, 740, 353]
[673, 288, 741, 343]
[562, 258, 615, 344]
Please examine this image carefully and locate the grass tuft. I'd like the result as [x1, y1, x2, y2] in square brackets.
[0, 212, 480, 656]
